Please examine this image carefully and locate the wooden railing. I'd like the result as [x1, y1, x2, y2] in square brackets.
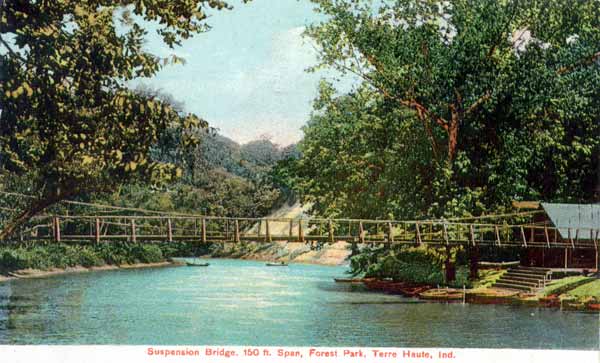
[10, 215, 599, 250]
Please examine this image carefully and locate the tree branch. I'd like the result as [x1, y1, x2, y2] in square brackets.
[557, 50, 600, 75]
[0, 35, 27, 63]
[465, 92, 491, 115]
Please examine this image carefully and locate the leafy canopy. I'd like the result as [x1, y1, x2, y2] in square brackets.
[0, 0, 246, 237]
[291, 0, 600, 219]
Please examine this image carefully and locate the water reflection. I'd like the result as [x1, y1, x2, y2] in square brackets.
[0, 260, 597, 349]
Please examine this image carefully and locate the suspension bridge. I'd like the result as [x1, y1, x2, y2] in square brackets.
[7, 212, 598, 251]
[0, 191, 598, 251]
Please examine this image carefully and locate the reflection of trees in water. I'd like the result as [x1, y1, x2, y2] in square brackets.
[0, 276, 88, 343]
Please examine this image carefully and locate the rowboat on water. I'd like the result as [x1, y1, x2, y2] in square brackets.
[334, 278, 365, 283]
[186, 261, 210, 267]
[266, 262, 288, 266]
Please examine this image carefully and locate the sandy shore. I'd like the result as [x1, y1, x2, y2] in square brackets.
[0, 261, 184, 283]
[210, 240, 352, 266]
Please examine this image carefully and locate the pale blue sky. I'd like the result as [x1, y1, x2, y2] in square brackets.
[135, 0, 350, 146]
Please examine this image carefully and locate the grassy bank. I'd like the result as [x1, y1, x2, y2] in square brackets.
[0, 241, 210, 275]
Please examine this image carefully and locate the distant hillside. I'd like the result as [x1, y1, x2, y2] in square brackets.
[197, 133, 298, 181]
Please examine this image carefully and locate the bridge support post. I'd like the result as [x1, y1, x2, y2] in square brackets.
[288, 220, 293, 242]
[167, 218, 173, 242]
[358, 222, 365, 244]
[234, 220, 240, 243]
[328, 220, 334, 244]
[387, 222, 394, 244]
[298, 220, 304, 243]
[53, 217, 61, 242]
[257, 220, 262, 238]
[131, 219, 136, 243]
[265, 220, 271, 243]
[95, 218, 101, 244]
[201, 218, 207, 243]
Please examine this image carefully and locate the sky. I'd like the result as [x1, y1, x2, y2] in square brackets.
[135, 0, 346, 146]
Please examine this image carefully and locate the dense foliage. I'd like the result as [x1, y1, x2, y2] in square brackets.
[276, 0, 600, 282]
[0, 0, 244, 238]
[351, 245, 471, 287]
[0, 241, 211, 273]
[284, 0, 600, 221]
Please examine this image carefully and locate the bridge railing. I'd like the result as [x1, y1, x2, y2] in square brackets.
[13, 214, 599, 250]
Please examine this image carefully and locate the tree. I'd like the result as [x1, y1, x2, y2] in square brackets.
[307, 0, 600, 215]
[287, 0, 600, 282]
[286, 81, 434, 219]
[0, 1, 243, 239]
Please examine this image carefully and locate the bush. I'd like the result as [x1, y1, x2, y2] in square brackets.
[0, 249, 29, 271]
[77, 247, 104, 267]
[0, 242, 173, 272]
[131, 244, 164, 263]
[351, 244, 472, 287]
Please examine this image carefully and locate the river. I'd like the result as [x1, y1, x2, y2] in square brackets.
[0, 259, 597, 349]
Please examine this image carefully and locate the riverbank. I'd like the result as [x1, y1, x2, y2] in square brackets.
[355, 273, 600, 312]
[0, 261, 184, 283]
[208, 240, 352, 266]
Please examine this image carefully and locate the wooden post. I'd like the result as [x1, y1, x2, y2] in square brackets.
[234, 220, 240, 243]
[494, 225, 501, 247]
[225, 219, 229, 241]
[53, 217, 61, 242]
[288, 220, 293, 242]
[95, 218, 101, 244]
[298, 220, 304, 243]
[443, 223, 449, 245]
[387, 222, 394, 243]
[130, 219, 137, 243]
[328, 220, 334, 244]
[469, 224, 476, 246]
[167, 218, 173, 242]
[257, 220, 262, 238]
[567, 228, 572, 248]
[265, 220, 271, 242]
[358, 221, 365, 244]
[544, 226, 550, 248]
[415, 222, 422, 246]
[520, 226, 527, 248]
[574, 228, 579, 248]
[201, 218, 207, 243]
[429, 223, 433, 241]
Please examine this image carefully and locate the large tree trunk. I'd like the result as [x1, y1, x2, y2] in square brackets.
[447, 111, 460, 163]
[468, 245, 480, 280]
[0, 196, 59, 241]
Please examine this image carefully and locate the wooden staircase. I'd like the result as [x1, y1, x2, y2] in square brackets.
[493, 266, 552, 292]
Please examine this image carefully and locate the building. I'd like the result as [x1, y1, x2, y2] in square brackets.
[520, 203, 599, 270]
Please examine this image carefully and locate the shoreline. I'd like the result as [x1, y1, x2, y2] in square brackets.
[198, 254, 349, 267]
[356, 278, 600, 312]
[0, 260, 184, 283]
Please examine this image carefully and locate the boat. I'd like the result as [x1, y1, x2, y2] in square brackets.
[334, 278, 365, 283]
[363, 278, 430, 296]
[266, 262, 288, 266]
[186, 261, 210, 267]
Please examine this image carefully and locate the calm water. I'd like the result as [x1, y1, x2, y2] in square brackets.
[0, 259, 597, 348]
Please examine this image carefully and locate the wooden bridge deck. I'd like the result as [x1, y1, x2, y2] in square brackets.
[11, 214, 599, 250]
